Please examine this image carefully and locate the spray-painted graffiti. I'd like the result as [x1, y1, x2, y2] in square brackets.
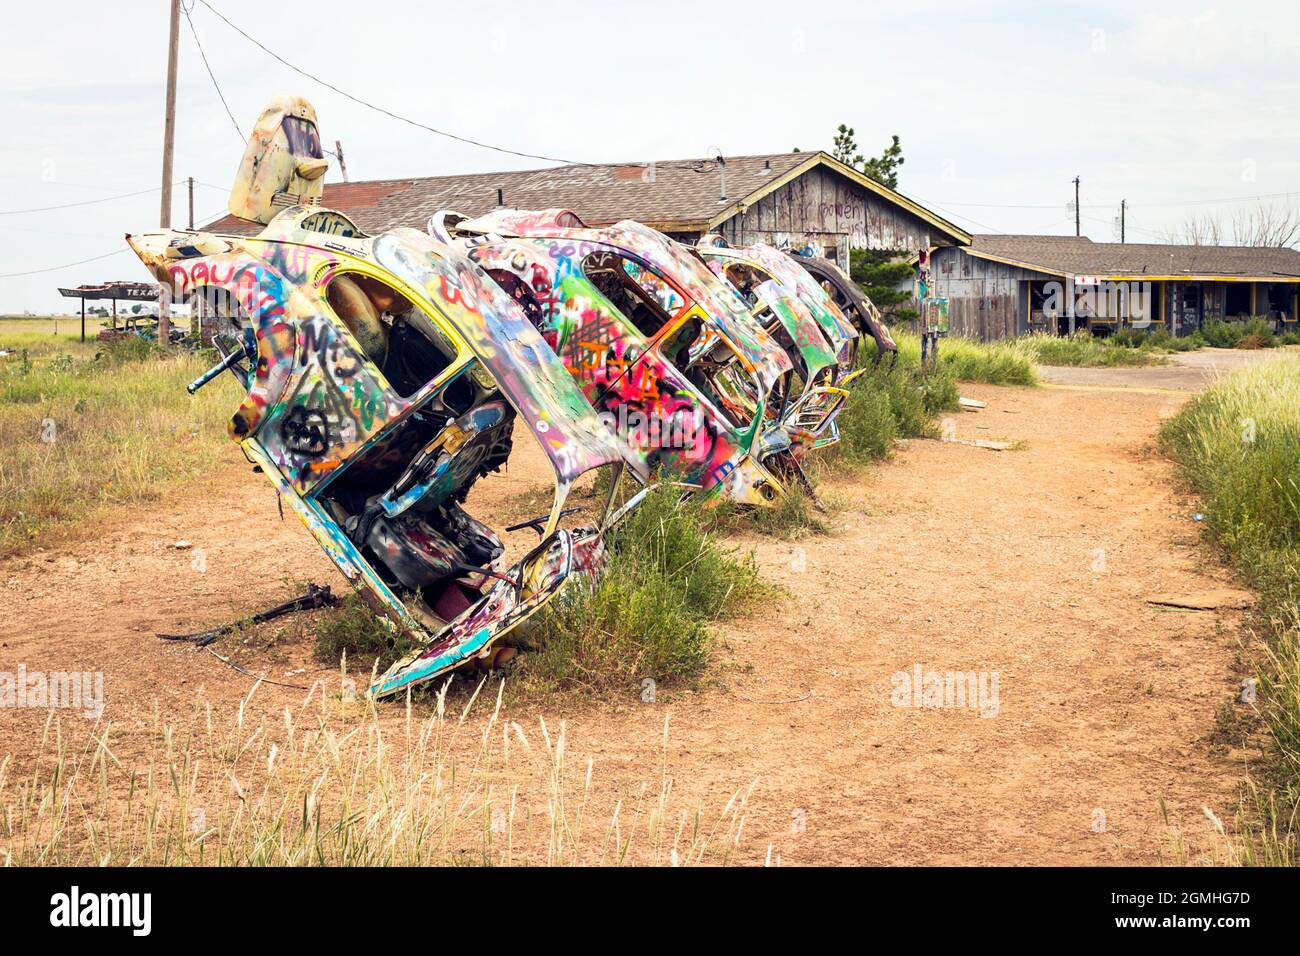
[126, 113, 638, 698]
[440, 209, 802, 506]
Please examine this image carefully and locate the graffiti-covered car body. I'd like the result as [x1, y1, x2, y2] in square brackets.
[127, 201, 642, 698]
[697, 235, 862, 376]
[433, 209, 810, 506]
[694, 237, 865, 454]
[789, 253, 898, 364]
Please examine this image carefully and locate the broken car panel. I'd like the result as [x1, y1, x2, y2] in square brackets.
[789, 252, 898, 364]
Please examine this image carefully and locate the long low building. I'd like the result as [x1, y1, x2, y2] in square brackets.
[204, 150, 970, 266]
[931, 235, 1300, 339]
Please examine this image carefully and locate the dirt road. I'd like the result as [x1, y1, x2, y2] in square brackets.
[0, 372, 1259, 864]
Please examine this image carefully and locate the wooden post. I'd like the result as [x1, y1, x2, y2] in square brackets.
[335, 140, 349, 182]
[1073, 175, 1081, 237]
[157, 0, 180, 345]
[80, 297, 85, 343]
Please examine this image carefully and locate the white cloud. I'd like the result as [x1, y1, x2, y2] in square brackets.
[1, 0, 1297, 311]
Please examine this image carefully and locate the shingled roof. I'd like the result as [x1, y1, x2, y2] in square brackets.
[967, 234, 1300, 280]
[201, 151, 970, 244]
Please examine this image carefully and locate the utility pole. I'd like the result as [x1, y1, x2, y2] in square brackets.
[1120, 198, 1126, 243]
[157, 0, 180, 345]
[335, 140, 349, 182]
[1073, 175, 1081, 237]
[188, 176, 194, 230]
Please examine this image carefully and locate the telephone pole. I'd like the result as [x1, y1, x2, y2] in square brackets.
[188, 176, 194, 230]
[1120, 198, 1126, 243]
[1073, 175, 1081, 237]
[335, 140, 349, 182]
[157, 0, 181, 344]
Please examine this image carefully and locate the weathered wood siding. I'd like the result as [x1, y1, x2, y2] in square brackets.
[717, 166, 943, 259]
[930, 248, 1050, 341]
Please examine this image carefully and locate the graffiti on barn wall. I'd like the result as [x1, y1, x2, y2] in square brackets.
[718, 166, 937, 256]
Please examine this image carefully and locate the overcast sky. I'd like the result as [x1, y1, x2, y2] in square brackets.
[2, 0, 1296, 312]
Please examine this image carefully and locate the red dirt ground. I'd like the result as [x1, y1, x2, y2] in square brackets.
[0, 378, 1258, 864]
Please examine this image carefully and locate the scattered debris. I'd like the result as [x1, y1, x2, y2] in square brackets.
[959, 396, 987, 410]
[1146, 590, 1255, 611]
[942, 437, 1017, 451]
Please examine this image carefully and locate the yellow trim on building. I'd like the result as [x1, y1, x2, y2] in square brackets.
[704, 152, 972, 246]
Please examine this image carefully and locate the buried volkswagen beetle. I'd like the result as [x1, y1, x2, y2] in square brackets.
[431, 208, 816, 505]
[787, 251, 898, 366]
[126, 102, 643, 698]
[695, 236, 865, 454]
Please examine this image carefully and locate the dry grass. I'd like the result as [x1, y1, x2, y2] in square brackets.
[0, 321, 238, 558]
[0, 679, 759, 866]
[1160, 355, 1300, 864]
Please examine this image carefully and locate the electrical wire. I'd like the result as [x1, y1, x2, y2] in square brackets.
[182, 0, 246, 144]
[195, 0, 593, 167]
[918, 190, 1300, 212]
[0, 248, 130, 280]
[0, 184, 181, 217]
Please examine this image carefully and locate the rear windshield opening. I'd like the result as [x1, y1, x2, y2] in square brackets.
[324, 272, 463, 399]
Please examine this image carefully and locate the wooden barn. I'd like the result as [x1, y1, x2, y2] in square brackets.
[203, 151, 970, 268]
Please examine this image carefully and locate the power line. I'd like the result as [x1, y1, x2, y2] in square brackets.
[0, 248, 130, 280]
[194, 0, 593, 167]
[1079, 213, 1167, 242]
[0, 184, 182, 216]
[905, 192, 1006, 235]
[182, 0, 245, 144]
[918, 190, 1300, 212]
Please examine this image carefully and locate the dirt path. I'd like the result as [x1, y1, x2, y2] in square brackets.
[1039, 345, 1298, 391]
[0, 378, 1255, 864]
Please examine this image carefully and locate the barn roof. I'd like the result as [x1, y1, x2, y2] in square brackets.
[201, 151, 970, 245]
[966, 234, 1300, 281]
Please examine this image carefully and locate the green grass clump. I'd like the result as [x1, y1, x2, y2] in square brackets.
[817, 346, 956, 471]
[1112, 327, 1204, 353]
[1018, 331, 1163, 367]
[1202, 317, 1279, 350]
[1159, 355, 1300, 863]
[0, 337, 239, 557]
[314, 594, 419, 673]
[516, 486, 763, 694]
[889, 330, 1038, 385]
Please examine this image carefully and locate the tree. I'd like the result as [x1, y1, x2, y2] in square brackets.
[862, 134, 905, 189]
[849, 248, 916, 324]
[830, 126, 905, 189]
[832, 124, 863, 167]
[1161, 201, 1300, 248]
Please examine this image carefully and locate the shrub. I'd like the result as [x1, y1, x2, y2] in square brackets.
[314, 594, 419, 673]
[1201, 318, 1245, 349]
[97, 335, 163, 365]
[517, 486, 762, 694]
[1018, 331, 1161, 368]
